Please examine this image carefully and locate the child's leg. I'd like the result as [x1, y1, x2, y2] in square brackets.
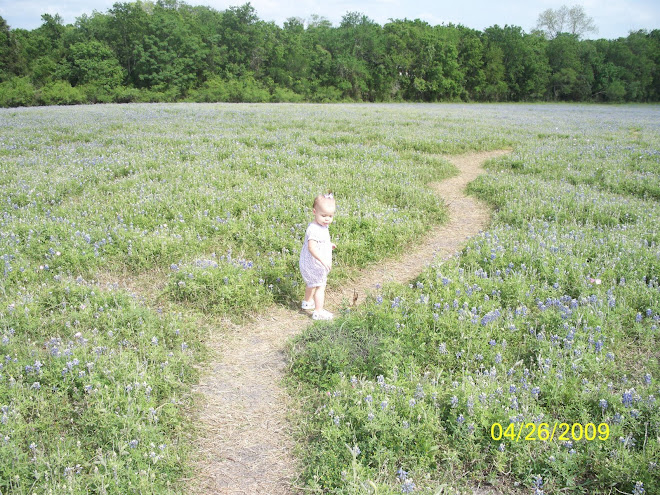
[304, 286, 316, 303]
[313, 284, 326, 311]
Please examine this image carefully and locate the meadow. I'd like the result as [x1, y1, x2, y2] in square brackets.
[0, 103, 658, 494]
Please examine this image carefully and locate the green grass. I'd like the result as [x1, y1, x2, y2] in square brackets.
[287, 104, 660, 494]
[1, 102, 658, 493]
[0, 102, 508, 493]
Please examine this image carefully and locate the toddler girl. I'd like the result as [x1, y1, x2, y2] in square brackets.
[299, 192, 337, 320]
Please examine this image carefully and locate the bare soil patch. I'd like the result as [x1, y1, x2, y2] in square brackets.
[190, 150, 510, 494]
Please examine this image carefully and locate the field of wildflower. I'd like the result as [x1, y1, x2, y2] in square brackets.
[288, 105, 660, 494]
[0, 102, 486, 494]
[0, 102, 658, 494]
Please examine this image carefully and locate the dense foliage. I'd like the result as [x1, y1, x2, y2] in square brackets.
[0, 0, 659, 106]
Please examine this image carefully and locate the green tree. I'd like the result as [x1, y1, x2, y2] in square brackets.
[0, 16, 20, 81]
[453, 25, 485, 100]
[12, 14, 67, 86]
[218, 3, 259, 76]
[483, 25, 548, 100]
[384, 19, 461, 101]
[186, 5, 225, 78]
[332, 12, 386, 101]
[479, 40, 507, 100]
[273, 17, 310, 94]
[547, 33, 581, 100]
[616, 31, 656, 101]
[132, 0, 207, 95]
[104, 2, 149, 86]
[57, 40, 124, 100]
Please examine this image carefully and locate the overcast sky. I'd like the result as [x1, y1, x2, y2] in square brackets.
[1, 0, 658, 39]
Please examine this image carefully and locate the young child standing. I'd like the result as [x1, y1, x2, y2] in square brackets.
[299, 192, 337, 320]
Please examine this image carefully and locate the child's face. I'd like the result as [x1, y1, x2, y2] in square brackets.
[313, 202, 335, 227]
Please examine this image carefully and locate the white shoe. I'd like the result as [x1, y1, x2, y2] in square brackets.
[312, 309, 333, 320]
[301, 300, 315, 310]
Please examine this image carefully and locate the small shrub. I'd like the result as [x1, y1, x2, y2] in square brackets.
[0, 76, 36, 107]
[38, 80, 86, 106]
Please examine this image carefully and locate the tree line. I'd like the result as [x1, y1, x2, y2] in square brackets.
[0, 0, 658, 107]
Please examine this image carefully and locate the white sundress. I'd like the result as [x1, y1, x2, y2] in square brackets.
[299, 222, 332, 288]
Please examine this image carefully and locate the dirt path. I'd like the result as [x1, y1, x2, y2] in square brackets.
[190, 150, 510, 494]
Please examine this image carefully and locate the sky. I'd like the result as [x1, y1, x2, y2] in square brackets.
[0, 0, 658, 39]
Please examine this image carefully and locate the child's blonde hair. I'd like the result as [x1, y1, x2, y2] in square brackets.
[313, 191, 335, 209]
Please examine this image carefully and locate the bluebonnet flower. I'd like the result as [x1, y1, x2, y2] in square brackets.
[619, 434, 636, 449]
[451, 396, 458, 407]
[397, 468, 408, 481]
[481, 309, 501, 326]
[599, 399, 608, 411]
[622, 390, 634, 408]
[457, 414, 465, 424]
[644, 374, 652, 386]
[533, 475, 543, 489]
[401, 479, 416, 493]
[633, 481, 645, 495]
